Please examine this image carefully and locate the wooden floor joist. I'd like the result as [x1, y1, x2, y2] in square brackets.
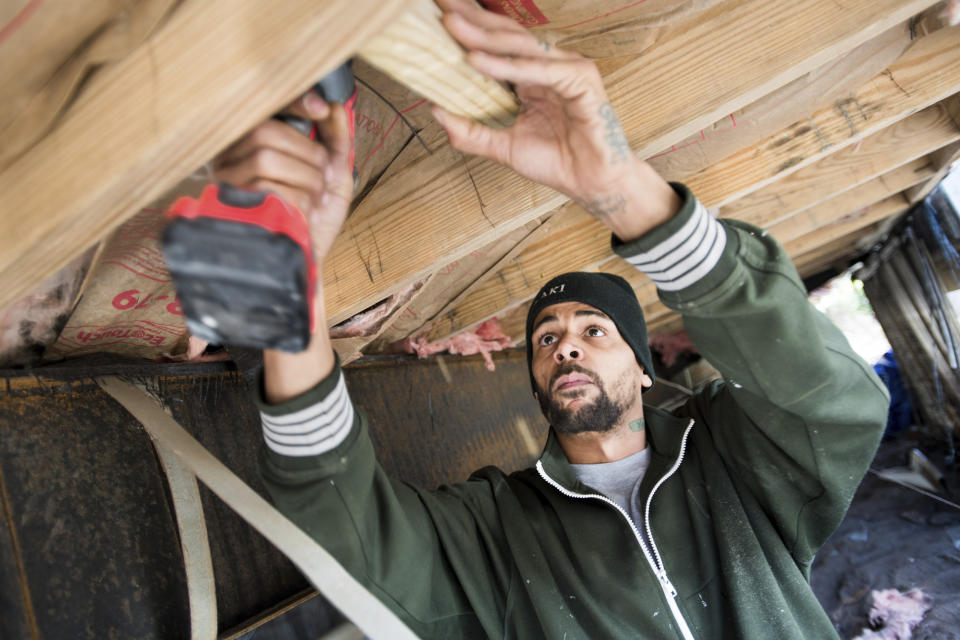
[692, 24, 960, 209]
[782, 193, 910, 258]
[319, 0, 943, 325]
[721, 97, 960, 228]
[766, 158, 937, 245]
[906, 138, 960, 203]
[410, 24, 960, 344]
[645, 22, 912, 180]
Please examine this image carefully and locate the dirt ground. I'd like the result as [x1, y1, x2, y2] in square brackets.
[811, 428, 960, 639]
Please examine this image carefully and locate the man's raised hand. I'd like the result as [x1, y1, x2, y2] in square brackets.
[432, 0, 680, 241]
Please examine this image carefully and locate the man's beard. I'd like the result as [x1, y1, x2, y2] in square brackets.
[536, 363, 633, 435]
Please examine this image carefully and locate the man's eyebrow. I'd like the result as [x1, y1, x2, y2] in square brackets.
[532, 314, 558, 333]
[533, 309, 609, 334]
[575, 310, 609, 320]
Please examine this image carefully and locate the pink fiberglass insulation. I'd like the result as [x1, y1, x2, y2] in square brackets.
[852, 588, 932, 640]
[393, 319, 513, 371]
[329, 281, 425, 339]
[649, 330, 697, 367]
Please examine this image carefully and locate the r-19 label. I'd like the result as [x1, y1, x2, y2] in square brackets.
[112, 289, 183, 316]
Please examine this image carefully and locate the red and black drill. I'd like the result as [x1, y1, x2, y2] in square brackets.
[162, 62, 356, 353]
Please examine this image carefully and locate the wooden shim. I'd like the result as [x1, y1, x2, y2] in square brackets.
[0, 0, 418, 312]
[782, 193, 909, 257]
[687, 24, 960, 209]
[358, 0, 518, 128]
[646, 22, 913, 180]
[722, 99, 960, 227]
[320, 0, 941, 326]
[767, 158, 937, 245]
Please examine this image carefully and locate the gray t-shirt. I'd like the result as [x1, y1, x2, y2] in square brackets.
[570, 447, 651, 525]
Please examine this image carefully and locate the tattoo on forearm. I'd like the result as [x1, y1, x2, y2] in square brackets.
[578, 194, 626, 219]
[599, 102, 631, 164]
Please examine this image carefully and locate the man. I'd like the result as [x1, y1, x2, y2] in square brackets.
[216, 1, 889, 637]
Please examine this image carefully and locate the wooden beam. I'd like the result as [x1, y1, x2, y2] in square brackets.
[782, 193, 909, 257]
[646, 22, 912, 180]
[686, 25, 960, 209]
[367, 220, 539, 350]
[319, 0, 943, 325]
[721, 98, 960, 227]
[421, 203, 600, 340]
[0, 0, 420, 312]
[601, 0, 940, 159]
[793, 223, 885, 277]
[418, 50, 960, 340]
[766, 156, 937, 244]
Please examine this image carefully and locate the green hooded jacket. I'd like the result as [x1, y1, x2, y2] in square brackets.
[257, 184, 889, 639]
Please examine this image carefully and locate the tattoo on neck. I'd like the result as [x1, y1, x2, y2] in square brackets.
[629, 418, 645, 432]
[599, 102, 630, 164]
[578, 193, 626, 219]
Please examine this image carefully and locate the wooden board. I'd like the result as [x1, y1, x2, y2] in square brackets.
[358, 0, 517, 128]
[782, 193, 910, 257]
[0, 0, 418, 313]
[600, 0, 939, 159]
[721, 99, 960, 227]
[367, 221, 540, 349]
[767, 158, 937, 245]
[686, 25, 960, 209]
[646, 22, 912, 179]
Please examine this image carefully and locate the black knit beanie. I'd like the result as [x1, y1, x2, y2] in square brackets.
[525, 271, 655, 393]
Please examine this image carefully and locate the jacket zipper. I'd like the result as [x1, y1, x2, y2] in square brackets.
[535, 418, 696, 640]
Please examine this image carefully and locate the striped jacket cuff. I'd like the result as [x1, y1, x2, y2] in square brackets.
[258, 368, 356, 457]
[613, 184, 726, 292]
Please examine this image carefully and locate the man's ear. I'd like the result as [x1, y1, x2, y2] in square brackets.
[533, 391, 540, 401]
[640, 371, 653, 389]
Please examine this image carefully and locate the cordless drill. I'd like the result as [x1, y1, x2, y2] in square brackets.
[162, 62, 356, 353]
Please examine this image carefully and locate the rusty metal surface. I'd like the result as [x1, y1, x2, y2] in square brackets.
[0, 378, 189, 639]
[0, 349, 555, 638]
[157, 373, 313, 631]
[346, 349, 550, 488]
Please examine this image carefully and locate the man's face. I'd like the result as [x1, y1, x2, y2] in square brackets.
[530, 301, 651, 434]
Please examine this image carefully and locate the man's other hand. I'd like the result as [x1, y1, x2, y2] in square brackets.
[433, 0, 680, 241]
